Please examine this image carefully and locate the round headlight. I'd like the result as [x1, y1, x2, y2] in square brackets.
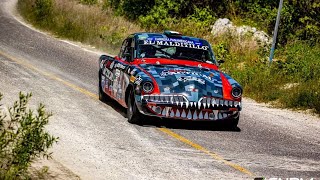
[142, 82, 154, 93]
[232, 87, 242, 98]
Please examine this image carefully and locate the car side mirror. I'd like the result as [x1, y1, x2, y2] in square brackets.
[218, 59, 225, 64]
[124, 47, 133, 62]
[124, 53, 132, 61]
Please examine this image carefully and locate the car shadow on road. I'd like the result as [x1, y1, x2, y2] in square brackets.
[142, 117, 241, 132]
[102, 99, 241, 132]
[101, 98, 128, 116]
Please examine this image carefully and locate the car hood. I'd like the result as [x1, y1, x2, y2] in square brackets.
[139, 64, 225, 102]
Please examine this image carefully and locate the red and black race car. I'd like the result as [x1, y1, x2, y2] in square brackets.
[99, 31, 242, 127]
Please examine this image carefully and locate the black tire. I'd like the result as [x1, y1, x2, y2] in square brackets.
[127, 90, 143, 124]
[224, 116, 239, 130]
[99, 70, 109, 102]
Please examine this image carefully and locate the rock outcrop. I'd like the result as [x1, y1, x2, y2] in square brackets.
[211, 18, 272, 47]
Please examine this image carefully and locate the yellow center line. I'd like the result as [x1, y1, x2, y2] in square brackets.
[0, 50, 98, 100]
[0, 50, 255, 177]
[158, 128, 254, 177]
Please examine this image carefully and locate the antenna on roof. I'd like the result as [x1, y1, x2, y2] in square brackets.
[164, 30, 182, 36]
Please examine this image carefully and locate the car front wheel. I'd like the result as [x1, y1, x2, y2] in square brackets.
[127, 90, 143, 124]
[224, 116, 239, 130]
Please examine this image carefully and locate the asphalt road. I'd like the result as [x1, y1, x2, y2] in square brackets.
[0, 0, 319, 179]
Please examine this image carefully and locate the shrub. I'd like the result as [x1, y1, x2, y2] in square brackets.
[282, 41, 320, 82]
[138, 0, 179, 30]
[34, 0, 53, 23]
[0, 92, 58, 179]
[79, 0, 98, 5]
[122, 0, 155, 20]
[282, 79, 320, 114]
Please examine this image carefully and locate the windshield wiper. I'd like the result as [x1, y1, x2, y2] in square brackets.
[176, 55, 204, 62]
[191, 58, 205, 63]
[156, 55, 173, 59]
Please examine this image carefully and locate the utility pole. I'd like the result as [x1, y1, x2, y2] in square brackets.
[269, 0, 284, 64]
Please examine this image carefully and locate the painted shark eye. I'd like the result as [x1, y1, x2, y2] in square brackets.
[142, 81, 154, 94]
[232, 87, 242, 98]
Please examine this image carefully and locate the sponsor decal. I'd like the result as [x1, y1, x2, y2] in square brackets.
[113, 79, 119, 89]
[138, 34, 149, 40]
[134, 76, 143, 85]
[130, 75, 136, 83]
[160, 69, 214, 81]
[103, 79, 109, 90]
[161, 69, 189, 76]
[131, 69, 137, 75]
[128, 68, 137, 75]
[115, 69, 120, 77]
[110, 61, 115, 69]
[100, 60, 106, 69]
[101, 78, 105, 87]
[202, 74, 213, 81]
[114, 63, 126, 70]
[178, 76, 205, 85]
[143, 37, 209, 50]
[104, 69, 113, 80]
[116, 89, 123, 99]
[187, 87, 198, 92]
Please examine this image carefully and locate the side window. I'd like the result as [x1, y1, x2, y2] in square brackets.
[118, 39, 128, 58]
[122, 38, 134, 61]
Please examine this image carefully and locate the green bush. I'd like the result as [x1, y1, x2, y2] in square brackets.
[105, 0, 320, 44]
[34, 0, 53, 23]
[283, 80, 320, 114]
[138, 0, 179, 30]
[122, 0, 155, 20]
[282, 42, 320, 82]
[0, 93, 58, 179]
[79, 0, 98, 5]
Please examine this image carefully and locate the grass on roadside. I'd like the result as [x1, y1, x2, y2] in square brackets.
[18, 0, 142, 54]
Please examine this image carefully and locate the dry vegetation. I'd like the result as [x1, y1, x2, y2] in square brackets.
[19, 0, 142, 54]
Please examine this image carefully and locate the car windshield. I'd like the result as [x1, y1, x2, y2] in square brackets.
[136, 37, 216, 64]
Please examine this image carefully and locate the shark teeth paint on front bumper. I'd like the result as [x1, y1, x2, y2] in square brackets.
[142, 95, 240, 120]
[146, 105, 238, 120]
[142, 95, 241, 109]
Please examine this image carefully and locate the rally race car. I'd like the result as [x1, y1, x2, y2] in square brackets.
[98, 31, 242, 127]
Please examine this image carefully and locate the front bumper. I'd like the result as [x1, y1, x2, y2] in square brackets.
[136, 94, 241, 121]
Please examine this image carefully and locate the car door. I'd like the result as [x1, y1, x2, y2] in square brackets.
[111, 37, 134, 107]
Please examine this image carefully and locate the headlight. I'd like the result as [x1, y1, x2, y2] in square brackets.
[231, 87, 242, 98]
[142, 81, 154, 93]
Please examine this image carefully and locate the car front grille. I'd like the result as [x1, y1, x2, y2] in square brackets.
[142, 95, 241, 109]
